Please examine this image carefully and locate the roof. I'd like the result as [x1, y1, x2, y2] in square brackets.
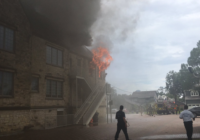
[69, 46, 93, 59]
[130, 91, 157, 99]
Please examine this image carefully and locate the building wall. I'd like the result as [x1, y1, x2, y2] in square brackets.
[0, 0, 32, 107]
[30, 36, 70, 108]
[69, 53, 96, 88]
[0, 0, 32, 134]
[0, 110, 30, 134]
[30, 109, 57, 129]
[186, 100, 200, 108]
[0, 0, 107, 134]
[69, 52, 106, 103]
[97, 96, 107, 123]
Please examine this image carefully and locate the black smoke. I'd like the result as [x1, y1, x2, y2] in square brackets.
[20, 0, 101, 47]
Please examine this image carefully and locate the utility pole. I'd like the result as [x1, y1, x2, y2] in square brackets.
[110, 94, 112, 123]
[106, 84, 108, 124]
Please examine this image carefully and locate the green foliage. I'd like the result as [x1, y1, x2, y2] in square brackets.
[178, 64, 199, 90]
[156, 86, 165, 96]
[165, 40, 200, 101]
[165, 93, 174, 98]
[188, 40, 200, 67]
[165, 70, 182, 101]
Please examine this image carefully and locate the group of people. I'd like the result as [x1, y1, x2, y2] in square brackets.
[114, 105, 195, 140]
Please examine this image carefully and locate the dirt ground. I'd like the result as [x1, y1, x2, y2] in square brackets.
[1, 114, 200, 140]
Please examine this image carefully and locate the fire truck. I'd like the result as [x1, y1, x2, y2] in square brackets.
[156, 95, 175, 115]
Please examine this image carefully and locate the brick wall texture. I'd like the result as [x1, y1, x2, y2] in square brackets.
[0, 0, 106, 134]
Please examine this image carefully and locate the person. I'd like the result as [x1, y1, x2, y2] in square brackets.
[174, 106, 176, 114]
[140, 105, 143, 116]
[147, 105, 151, 116]
[179, 105, 195, 140]
[115, 105, 130, 140]
[177, 105, 180, 114]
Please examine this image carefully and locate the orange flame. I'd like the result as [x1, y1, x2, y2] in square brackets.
[91, 47, 113, 77]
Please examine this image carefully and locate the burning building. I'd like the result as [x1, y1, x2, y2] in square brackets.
[0, 0, 109, 134]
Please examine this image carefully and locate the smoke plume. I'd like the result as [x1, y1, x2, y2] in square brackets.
[90, 0, 146, 51]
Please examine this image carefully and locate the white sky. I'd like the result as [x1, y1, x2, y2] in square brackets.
[91, 0, 200, 94]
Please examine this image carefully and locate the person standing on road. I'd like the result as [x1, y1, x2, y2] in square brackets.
[115, 105, 130, 140]
[174, 105, 177, 114]
[177, 105, 180, 114]
[179, 105, 195, 140]
[140, 105, 143, 116]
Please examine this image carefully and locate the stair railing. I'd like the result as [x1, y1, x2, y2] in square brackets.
[74, 85, 100, 124]
[83, 84, 106, 125]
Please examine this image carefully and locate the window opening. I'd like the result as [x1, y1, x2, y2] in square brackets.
[46, 46, 63, 67]
[0, 71, 13, 96]
[31, 77, 39, 92]
[46, 79, 63, 98]
[0, 25, 14, 52]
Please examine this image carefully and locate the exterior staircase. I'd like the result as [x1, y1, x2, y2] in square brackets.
[74, 84, 105, 125]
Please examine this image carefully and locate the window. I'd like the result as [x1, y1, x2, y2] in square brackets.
[77, 59, 81, 67]
[0, 25, 14, 52]
[190, 91, 199, 96]
[46, 46, 63, 67]
[46, 79, 63, 98]
[31, 77, 39, 92]
[0, 71, 13, 96]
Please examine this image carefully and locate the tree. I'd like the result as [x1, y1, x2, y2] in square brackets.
[165, 40, 200, 102]
[188, 40, 200, 68]
[178, 64, 199, 90]
[187, 40, 200, 90]
[166, 71, 183, 102]
[156, 86, 165, 96]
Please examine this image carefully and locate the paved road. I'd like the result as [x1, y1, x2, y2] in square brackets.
[1, 114, 200, 140]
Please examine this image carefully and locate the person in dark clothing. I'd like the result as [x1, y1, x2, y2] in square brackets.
[115, 105, 130, 140]
[177, 106, 180, 114]
[179, 105, 195, 140]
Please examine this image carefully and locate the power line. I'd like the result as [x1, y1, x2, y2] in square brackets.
[112, 86, 132, 94]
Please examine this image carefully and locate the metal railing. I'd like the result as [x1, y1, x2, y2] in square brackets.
[83, 85, 106, 125]
[45, 114, 74, 129]
[74, 86, 100, 124]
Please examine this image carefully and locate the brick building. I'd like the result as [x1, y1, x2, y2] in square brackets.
[0, 0, 106, 134]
